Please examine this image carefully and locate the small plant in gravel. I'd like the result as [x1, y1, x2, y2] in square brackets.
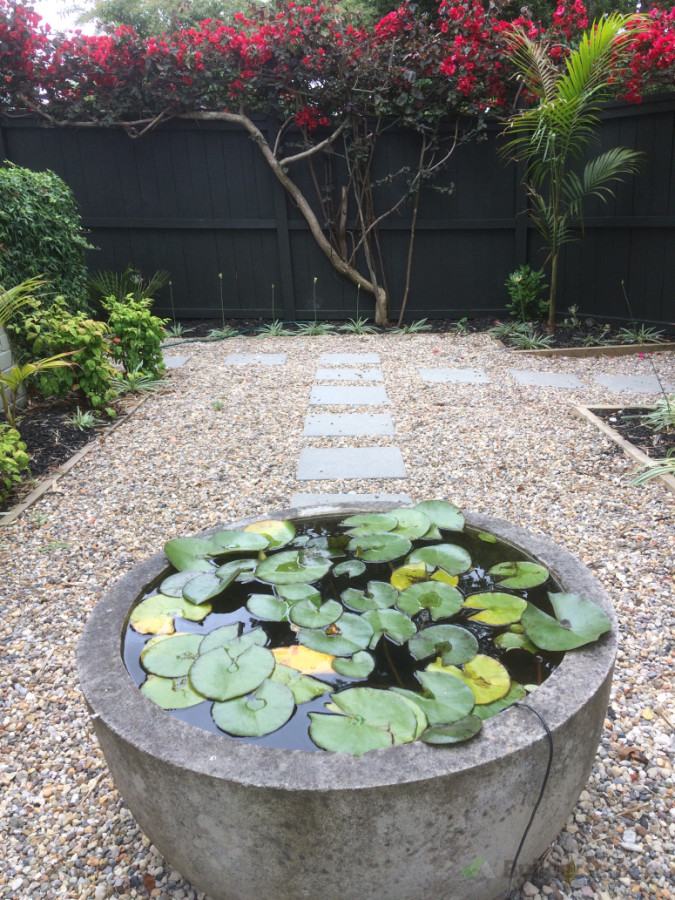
[508, 328, 554, 350]
[390, 319, 432, 335]
[296, 321, 336, 336]
[0, 423, 30, 504]
[504, 265, 548, 323]
[578, 327, 612, 347]
[338, 317, 380, 335]
[125, 501, 612, 755]
[211, 400, 224, 411]
[207, 326, 239, 339]
[617, 322, 666, 345]
[164, 323, 195, 339]
[256, 321, 295, 337]
[489, 320, 528, 341]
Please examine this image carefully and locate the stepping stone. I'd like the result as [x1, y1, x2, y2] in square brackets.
[163, 355, 191, 369]
[510, 369, 585, 389]
[593, 374, 674, 393]
[291, 492, 412, 507]
[224, 353, 287, 366]
[304, 413, 394, 436]
[297, 447, 406, 480]
[310, 385, 389, 406]
[418, 367, 490, 384]
[315, 367, 384, 382]
[319, 353, 381, 365]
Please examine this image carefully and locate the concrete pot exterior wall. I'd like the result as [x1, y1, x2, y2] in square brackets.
[78, 505, 617, 900]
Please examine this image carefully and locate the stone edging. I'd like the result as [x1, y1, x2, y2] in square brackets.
[0, 395, 152, 527]
[572, 405, 675, 494]
[494, 339, 675, 358]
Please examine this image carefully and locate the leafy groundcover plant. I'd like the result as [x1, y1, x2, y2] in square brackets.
[125, 501, 611, 756]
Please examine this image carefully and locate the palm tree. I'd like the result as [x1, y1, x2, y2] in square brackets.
[502, 14, 645, 333]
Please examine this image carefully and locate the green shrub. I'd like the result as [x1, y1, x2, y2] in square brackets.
[13, 297, 118, 412]
[0, 424, 30, 504]
[102, 295, 168, 377]
[504, 265, 548, 322]
[0, 163, 93, 310]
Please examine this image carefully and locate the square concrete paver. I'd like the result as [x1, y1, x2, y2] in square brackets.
[224, 353, 287, 366]
[304, 413, 394, 436]
[593, 374, 674, 393]
[291, 492, 412, 506]
[510, 369, 585, 389]
[418, 367, 490, 384]
[163, 355, 191, 369]
[319, 353, 381, 365]
[297, 447, 406, 480]
[315, 367, 384, 382]
[309, 385, 389, 406]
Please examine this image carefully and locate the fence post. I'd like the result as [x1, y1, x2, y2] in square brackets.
[267, 120, 296, 321]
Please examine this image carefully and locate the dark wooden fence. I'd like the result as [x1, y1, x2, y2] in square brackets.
[1, 96, 674, 324]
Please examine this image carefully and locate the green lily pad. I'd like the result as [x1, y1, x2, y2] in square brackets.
[255, 550, 332, 585]
[289, 597, 343, 629]
[477, 532, 497, 544]
[141, 633, 203, 677]
[441, 654, 510, 705]
[277, 583, 322, 603]
[389, 508, 431, 539]
[270, 664, 328, 704]
[189, 644, 275, 702]
[182, 572, 229, 605]
[331, 650, 375, 678]
[361, 609, 416, 648]
[297, 612, 374, 657]
[129, 593, 211, 635]
[214, 558, 258, 584]
[212, 679, 295, 737]
[461, 592, 527, 626]
[305, 535, 349, 558]
[309, 712, 393, 755]
[333, 559, 367, 578]
[341, 513, 398, 536]
[159, 571, 201, 598]
[414, 500, 465, 532]
[246, 593, 292, 622]
[209, 529, 270, 554]
[341, 580, 398, 612]
[243, 519, 296, 550]
[140, 674, 205, 709]
[521, 591, 612, 651]
[420, 714, 482, 745]
[221, 628, 267, 659]
[348, 532, 411, 563]
[198, 623, 241, 654]
[472, 683, 527, 720]
[408, 624, 478, 665]
[163, 537, 217, 573]
[406, 543, 472, 576]
[494, 632, 537, 653]
[396, 582, 463, 619]
[394, 669, 475, 725]
[488, 561, 549, 589]
[420, 525, 443, 540]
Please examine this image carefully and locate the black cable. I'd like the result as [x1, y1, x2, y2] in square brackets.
[507, 702, 554, 897]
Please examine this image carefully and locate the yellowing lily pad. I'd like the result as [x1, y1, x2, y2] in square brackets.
[442, 654, 510, 705]
[472, 683, 526, 720]
[244, 519, 296, 550]
[390, 562, 429, 591]
[271, 645, 336, 675]
[129, 593, 211, 635]
[461, 592, 527, 626]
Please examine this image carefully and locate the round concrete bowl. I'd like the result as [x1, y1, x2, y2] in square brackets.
[78, 505, 616, 900]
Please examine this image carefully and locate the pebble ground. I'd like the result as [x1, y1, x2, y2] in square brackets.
[1, 333, 673, 900]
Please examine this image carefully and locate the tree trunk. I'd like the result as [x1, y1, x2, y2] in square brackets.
[547, 251, 558, 334]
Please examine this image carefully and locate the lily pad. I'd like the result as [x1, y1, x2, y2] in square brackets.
[488, 561, 549, 589]
[414, 500, 465, 532]
[408, 624, 478, 665]
[362, 609, 416, 648]
[246, 593, 292, 622]
[420, 715, 482, 745]
[341, 512, 398, 536]
[159, 571, 201, 598]
[222, 628, 267, 659]
[331, 650, 375, 679]
[472, 683, 527, 720]
[212, 679, 295, 736]
[140, 674, 205, 709]
[163, 537, 217, 573]
[461, 592, 527, 626]
[129, 593, 212, 635]
[243, 519, 296, 550]
[271, 645, 335, 675]
[406, 543, 472, 576]
[420, 525, 443, 540]
[141, 633, 203, 677]
[521, 591, 612, 651]
[255, 550, 332, 585]
[298, 612, 374, 657]
[189, 644, 275, 702]
[209, 529, 270, 554]
[182, 571, 230, 605]
[308, 712, 393, 755]
[394, 669, 475, 725]
[270, 664, 328, 703]
[214, 558, 258, 584]
[348, 532, 411, 563]
[277, 583, 322, 603]
[477, 532, 497, 543]
[198, 623, 242, 654]
[289, 597, 343, 629]
[389, 508, 431, 540]
[396, 582, 463, 619]
[390, 562, 430, 591]
[304, 535, 349, 558]
[442, 654, 510, 705]
[341, 580, 398, 612]
[333, 559, 367, 578]
[494, 632, 537, 653]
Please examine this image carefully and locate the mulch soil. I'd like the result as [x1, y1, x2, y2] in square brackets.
[590, 406, 675, 461]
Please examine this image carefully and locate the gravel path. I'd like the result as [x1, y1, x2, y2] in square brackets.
[1, 333, 673, 900]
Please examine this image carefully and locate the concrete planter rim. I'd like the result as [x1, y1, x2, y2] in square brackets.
[78, 503, 617, 793]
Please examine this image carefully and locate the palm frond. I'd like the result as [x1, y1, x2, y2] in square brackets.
[0, 276, 50, 329]
[562, 147, 642, 219]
